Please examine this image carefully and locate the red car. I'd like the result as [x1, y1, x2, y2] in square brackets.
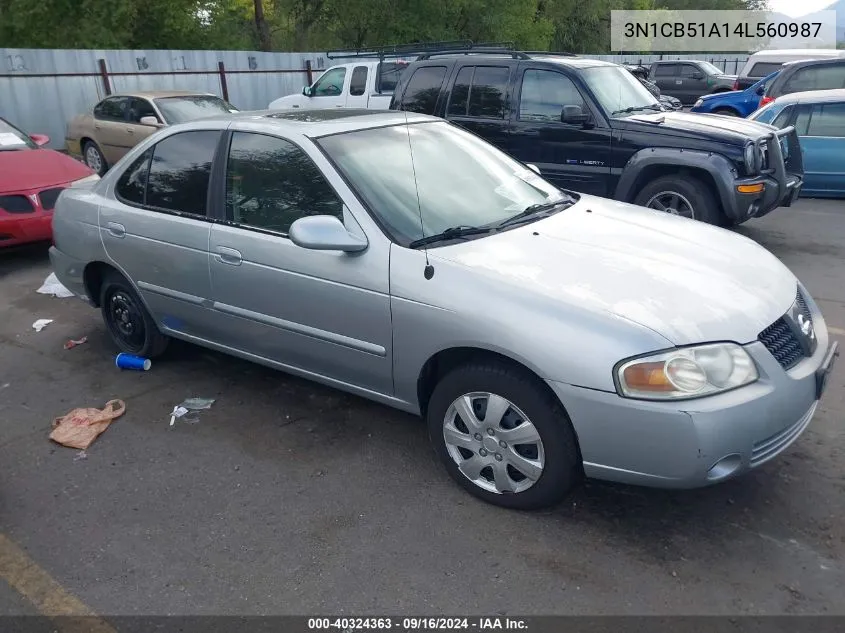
[1, 117, 98, 248]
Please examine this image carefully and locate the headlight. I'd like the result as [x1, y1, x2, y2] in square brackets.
[743, 142, 762, 175]
[69, 174, 100, 188]
[616, 343, 758, 400]
[694, 99, 703, 108]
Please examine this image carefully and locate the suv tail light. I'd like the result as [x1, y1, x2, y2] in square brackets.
[759, 95, 774, 108]
[732, 79, 739, 90]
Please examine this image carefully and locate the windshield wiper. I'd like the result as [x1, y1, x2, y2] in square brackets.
[408, 225, 494, 249]
[611, 104, 663, 116]
[495, 198, 575, 230]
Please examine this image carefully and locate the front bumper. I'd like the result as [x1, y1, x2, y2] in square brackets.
[549, 315, 836, 489]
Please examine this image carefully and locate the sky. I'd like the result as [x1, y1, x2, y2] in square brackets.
[767, 0, 837, 17]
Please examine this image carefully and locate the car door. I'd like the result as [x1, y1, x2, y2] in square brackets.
[99, 129, 222, 341]
[92, 96, 133, 165]
[680, 63, 707, 103]
[346, 65, 370, 108]
[793, 101, 845, 197]
[507, 66, 611, 196]
[443, 64, 512, 151]
[126, 97, 162, 146]
[304, 66, 348, 109]
[207, 130, 393, 395]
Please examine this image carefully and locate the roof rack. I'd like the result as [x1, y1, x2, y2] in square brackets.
[327, 40, 476, 60]
[521, 50, 578, 57]
[417, 48, 530, 61]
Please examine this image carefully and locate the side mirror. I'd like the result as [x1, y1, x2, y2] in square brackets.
[755, 86, 764, 96]
[30, 134, 50, 146]
[561, 105, 590, 126]
[289, 215, 368, 253]
[691, 72, 703, 80]
[139, 116, 162, 127]
[302, 86, 313, 97]
[526, 163, 541, 175]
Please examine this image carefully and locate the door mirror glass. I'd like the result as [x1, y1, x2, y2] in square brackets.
[302, 86, 312, 97]
[691, 72, 703, 80]
[30, 134, 50, 146]
[561, 104, 589, 125]
[139, 116, 162, 127]
[289, 215, 368, 252]
[526, 163, 541, 175]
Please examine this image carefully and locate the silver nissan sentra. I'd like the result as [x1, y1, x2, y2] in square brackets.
[49, 109, 838, 509]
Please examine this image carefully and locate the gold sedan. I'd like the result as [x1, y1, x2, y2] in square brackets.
[66, 90, 238, 175]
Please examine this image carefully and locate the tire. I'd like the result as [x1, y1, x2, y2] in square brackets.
[713, 107, 739, 117]
[426, 361, 581, 510]
[82, 140, 108, 176]
[99, 271, 169, 358]
[633, 174, 724, 225]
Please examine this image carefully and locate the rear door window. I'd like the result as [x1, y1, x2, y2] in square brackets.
[798, 102, 845, 137]
[654, 64, 678, 77]
[145, 131, 220, 216]
[94, 97, 129, 121]
[749, 61, 783, 77]
[446, 66, 509, 119]
[400, 66, 447, 114]
[783, 64, 845, 94]
[349, 66, 368, 96]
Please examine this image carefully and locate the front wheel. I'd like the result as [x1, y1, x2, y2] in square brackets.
[99, 271, 169, 358]
[427, 362, 581, 510]
[633, 174, 725, 225]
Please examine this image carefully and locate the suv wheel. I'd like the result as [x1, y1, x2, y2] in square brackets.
[634, 175, 723, 225]
[426, 361, 581, 510]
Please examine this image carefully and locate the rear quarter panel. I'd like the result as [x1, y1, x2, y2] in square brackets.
[51, 186, 108, 291]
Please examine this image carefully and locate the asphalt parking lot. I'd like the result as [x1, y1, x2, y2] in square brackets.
[2, 198, 845, 618]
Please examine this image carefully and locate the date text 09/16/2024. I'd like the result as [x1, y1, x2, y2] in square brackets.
[308, 617, 528, 631]
[623, 21, 824, 39]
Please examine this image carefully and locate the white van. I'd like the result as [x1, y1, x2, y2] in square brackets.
[736, 49, 845, 89]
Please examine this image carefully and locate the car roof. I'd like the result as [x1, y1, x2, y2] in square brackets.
[175, 108, 437, 137]
[528, 55, 616, 68]
[747, 49, 845, 58]
[774, 88, 845, 105]
[110, 90, 216, 99]
[780, 57, 845, 70]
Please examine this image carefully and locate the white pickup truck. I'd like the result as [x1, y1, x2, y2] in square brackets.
[268, 60, 408, 110]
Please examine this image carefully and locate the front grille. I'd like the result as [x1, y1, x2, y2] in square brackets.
[0, 194, 34, 214]
[38, 187, 64, 210]
[751, 402, 816, 467]
[759, 318, 804, 369]
[758, 288, 814, 370]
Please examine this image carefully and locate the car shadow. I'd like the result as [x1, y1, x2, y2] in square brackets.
[0, 241, 51, 279]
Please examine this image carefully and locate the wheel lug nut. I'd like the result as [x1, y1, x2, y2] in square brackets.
[479, 448, 488, 457]
[487, 428, 495, 436]
[494, 453, 503, 461]
[499, 440, 507, 449]
[474, 433, 482, 441]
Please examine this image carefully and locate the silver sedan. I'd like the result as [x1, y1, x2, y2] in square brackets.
[49, 110, 838, 509]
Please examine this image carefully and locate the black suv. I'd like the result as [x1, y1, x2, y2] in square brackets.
[390, 51, 804, 226]
[762, 58, 845, 106]
[648, 60, 736, 104]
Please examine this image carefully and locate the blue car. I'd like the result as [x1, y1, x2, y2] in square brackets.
[749, 89, 845, 198]
[691, 71, 780, 117]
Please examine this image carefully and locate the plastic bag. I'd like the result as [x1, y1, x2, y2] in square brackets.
[49, 400, 126, 450]
[37, 273, 74, 298]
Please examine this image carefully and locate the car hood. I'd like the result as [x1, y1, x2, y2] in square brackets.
[430, 195, 796, 346]
[621, 110, 773, 143]
[0, 148, 93, 193]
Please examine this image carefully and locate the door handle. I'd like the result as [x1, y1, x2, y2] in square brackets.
[106, 222, 125, 238]
[215, 246, 242, 266]
[94, 125, 102, 130]
[126, 128, 135, 134]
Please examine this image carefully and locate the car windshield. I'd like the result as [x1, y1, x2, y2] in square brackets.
[153, 95, 238, 124]
[581, 66, 661, 116]
[317, 121, 569, 246]
[0, 118, 36, 150]
[698, 61, 724, 75]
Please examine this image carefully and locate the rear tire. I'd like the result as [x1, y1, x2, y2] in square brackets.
[100, 271, 169, 359]
[426, 361, 581, 510]
[633, 174, 725, 226]
[83, 141, 108, 176]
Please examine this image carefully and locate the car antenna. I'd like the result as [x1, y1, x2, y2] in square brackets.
[403, 109, 435, 280]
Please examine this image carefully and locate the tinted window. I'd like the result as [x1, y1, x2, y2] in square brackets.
[128, 98, 159, 124]
[680, 64, 701, 78]
[749, 62, 783, 77]
[94, 97, 129, 121]
[312, 67, 346, 97]
[225, 132, 343, 234]
[771, 105, 794, 129]
[654, 64, 677, 77]
[350, 66, 368, 96]
[401, 66, 447, 114]
[146, 131, 219, 215]
[468, 66, 509, 118]
[519, 70, 586, 122]
[803, 102, 845, 137]
[783, 64, 845, 94]
[447, 66, 473, 116]
[377, 62, 407, 92]
[116, 149, 153, 205]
